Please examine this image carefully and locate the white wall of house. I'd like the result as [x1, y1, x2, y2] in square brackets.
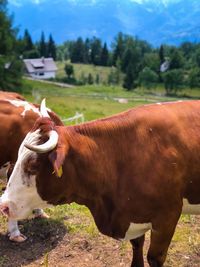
[29, 71, 56, 80]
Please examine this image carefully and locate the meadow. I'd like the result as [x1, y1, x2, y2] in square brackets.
[0, 78, 200, 267]
[56, 62, 113, 85]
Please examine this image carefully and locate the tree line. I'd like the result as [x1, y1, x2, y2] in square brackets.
[1, 0, 200, 94]
[59, 33, 200, 94]
[15, 28, 200, 94]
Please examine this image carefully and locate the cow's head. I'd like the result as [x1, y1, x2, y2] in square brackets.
[0, 100, 67, 220]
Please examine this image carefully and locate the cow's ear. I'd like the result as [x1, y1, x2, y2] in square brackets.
[48, 130, 68, 177]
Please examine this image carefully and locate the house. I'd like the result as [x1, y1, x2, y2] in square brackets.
[23, 57, 57, 79]
[160, 60, 170, 73]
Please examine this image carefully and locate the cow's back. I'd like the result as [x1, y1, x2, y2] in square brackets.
[109, 101, 200, 218]
[0, 91, 25, 101]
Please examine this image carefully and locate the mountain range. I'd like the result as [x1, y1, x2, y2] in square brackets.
[7, 0, 200, 46]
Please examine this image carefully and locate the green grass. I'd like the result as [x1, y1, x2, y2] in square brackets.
[43, 252, 49, 267]
[56, 61, 113, 83]
[55, 61, 200, 98]
[22, 78, 181, 123]
[0, 256, 8, 267]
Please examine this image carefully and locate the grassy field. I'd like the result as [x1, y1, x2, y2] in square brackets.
[22, 78, 180, 122]
[55, 61, 200, 99]
[0, 80, 200, 266]
[56, 61, 114, 84]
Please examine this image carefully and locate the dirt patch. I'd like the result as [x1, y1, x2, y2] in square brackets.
[0, 215, 200, 266]
[0, 218, 66, 267]
[0, 216, 133, 267]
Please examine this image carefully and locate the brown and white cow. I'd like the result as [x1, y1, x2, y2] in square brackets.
[0, 96, 63, 242]
[1, 100, 200, 266]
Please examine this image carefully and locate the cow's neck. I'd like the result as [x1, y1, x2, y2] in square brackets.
[64, 123, 130, 238]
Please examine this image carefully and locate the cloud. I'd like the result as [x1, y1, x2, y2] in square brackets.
[8, 0, 182, 7]
[8, 0, 22, 6]
[9, 0, 47, 5]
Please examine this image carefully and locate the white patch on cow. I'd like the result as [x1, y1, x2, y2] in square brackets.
[124, 222, 152, 240]
[6, 99, 41, 117]
[182, 198, 200, 215]
[1, 129, 50, 220]
[0, 161, 10, 178]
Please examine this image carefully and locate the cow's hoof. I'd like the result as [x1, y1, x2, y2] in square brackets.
[34, 211, 49, 219]
[9, 234, 27, 242]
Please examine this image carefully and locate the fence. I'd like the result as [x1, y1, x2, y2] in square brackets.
[62, 112, 85, 125]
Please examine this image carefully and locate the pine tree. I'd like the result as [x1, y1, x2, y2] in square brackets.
[112, 32, 125, 66]
[22, 29, 39, 59]
[100, 42, 109, 66]
[47, 34, 56, 59]
[70, 37, 85, 63]
[159, 45, 165, 65]
[23, 29, 33, 51]
[84, 38, 91, 63]
[123, 62, 137, 90]
[90, 37, 102, 65]
[39, 32, 47, 57]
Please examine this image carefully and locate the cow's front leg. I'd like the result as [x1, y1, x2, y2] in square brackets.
[147, 211, 181, 267]
[8, 210, 49, 242]
[130, 235, 145, 267]
[8, 220, 27, 242]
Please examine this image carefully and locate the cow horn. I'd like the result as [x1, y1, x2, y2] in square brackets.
[25, 130, 58, 153]
[40, 99, 50, 118]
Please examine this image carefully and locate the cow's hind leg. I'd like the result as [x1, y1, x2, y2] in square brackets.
[130, 235, 145, 267]
[147, 211, 181, 267]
